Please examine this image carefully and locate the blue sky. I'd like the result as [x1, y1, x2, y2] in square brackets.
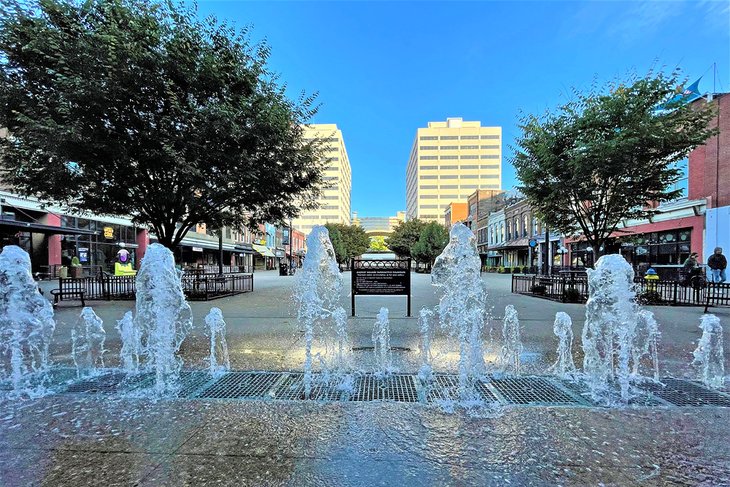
[194, 0, 730, 217]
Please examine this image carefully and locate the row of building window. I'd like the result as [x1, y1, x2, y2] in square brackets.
[420, 174, 498, 180]
[420, 164, 500, 170]
[419, 135, 499, 141]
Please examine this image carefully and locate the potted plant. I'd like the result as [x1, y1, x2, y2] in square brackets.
[59, 266, 68, 279]
[70, 256, 83, 278]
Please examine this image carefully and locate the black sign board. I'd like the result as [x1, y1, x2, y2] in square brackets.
[351, 258, 411, 316]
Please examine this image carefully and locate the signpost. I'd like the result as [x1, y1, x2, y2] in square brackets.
[351, 258, 411, 317]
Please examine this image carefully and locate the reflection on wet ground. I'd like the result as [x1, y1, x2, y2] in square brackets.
[2, 395, 730, 486]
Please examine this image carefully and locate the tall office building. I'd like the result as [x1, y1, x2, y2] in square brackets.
[406, 117, 502, 222]
[292, 124, 352, 234]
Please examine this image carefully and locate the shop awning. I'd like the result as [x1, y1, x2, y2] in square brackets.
[252, 244, 276, 257]
[235, 243, 254, 254]
[0, 220, 98, 236]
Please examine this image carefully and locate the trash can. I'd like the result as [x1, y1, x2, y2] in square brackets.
[279, 263, 288, 276]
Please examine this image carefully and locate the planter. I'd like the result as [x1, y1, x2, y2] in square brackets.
[59, 266, 68, 279]
[70, 266, 83, 278]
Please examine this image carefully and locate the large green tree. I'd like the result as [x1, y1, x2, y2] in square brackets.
[513, 71, 717, 257]
[324, 223, 369, 265]
[385, 218, 426, 258]
[411, 222, 448, 268]
[0, 0, 324, 249]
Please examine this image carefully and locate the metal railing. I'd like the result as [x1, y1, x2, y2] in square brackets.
[512, 274, 730, 307]
[55, 272, 253, 302]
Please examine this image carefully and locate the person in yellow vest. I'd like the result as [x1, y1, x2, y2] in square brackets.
[644, 267, 659, 292]
[114, 248, 137, 276]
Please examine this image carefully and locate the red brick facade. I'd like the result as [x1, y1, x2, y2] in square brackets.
[689, 93, 730, 209]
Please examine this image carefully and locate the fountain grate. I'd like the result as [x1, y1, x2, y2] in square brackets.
[272, 373, 351, 401]
[425, 375, 499, 403]
[639, 378, 730, 407]
[194, 372, 281, 399]
[351, 374, 418, 402]
[490, 377, 584, 405]
[65, 371, 152, 394]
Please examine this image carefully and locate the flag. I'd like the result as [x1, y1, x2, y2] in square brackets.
[659, 77, 703, 110]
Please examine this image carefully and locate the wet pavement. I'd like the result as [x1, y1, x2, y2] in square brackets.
[1, 272, 728, 486]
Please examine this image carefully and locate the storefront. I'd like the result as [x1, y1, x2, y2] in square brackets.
[59, 216, 139, 273]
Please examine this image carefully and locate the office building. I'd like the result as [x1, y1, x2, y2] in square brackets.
[406, 117, 502, 222]
[292, 124, 352, 234]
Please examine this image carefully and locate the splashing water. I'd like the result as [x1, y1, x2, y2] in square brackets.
[205, 307, 230, 375]
[135, 243, 193, 396]
[632, 310, 660, 381]
[692, 314, 725, 389]
[293, 225, 344, 398]
[418, 307, 435, 383]
[116, 311, 141, 372]
[71, 307, 106, 377]
[372, 307, 392, 377]
[582, 254, 640, 403]
[0, 245, 55, 395]
[432, 223, 486, 398]
[500, 305, 522, 375]
[549, 311, 576, 376]
[331, 306, 350, 372]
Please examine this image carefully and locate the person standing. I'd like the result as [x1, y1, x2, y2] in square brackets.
[682, 252, 701, 285]
[707, 247, 727, 283]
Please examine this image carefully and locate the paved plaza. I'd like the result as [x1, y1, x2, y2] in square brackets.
[2, 272, 730, 486]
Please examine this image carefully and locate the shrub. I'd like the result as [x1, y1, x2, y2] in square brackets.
[530, 284, 547, 294]
[638, 290, 663, 305]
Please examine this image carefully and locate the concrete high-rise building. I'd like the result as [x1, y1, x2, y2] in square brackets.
[406, 117, 502, 222]
[293, 124, 352, 234]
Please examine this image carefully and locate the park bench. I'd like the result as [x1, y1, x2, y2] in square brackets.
[49, 288, 86, 307]
[704, 283, 730, 313]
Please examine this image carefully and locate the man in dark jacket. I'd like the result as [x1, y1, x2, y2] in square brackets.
[708, 247, 727, 283]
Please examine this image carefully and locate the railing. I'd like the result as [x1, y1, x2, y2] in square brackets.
[511, 274, 589, 303]
[184, 265, 248, 275]
[55, 272, 253, 302]
[181, 273, 254, 301]
[512, 274, 730, 307]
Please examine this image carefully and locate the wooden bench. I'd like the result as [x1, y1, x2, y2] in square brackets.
[49, 289, 86, 308]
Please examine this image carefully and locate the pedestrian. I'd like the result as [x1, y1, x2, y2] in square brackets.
[707, 247, 727, 283]
[682, 252, 701, 285]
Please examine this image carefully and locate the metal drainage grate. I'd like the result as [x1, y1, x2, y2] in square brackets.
[194, 372, 281, 399]
[490, 377, 584, 406]
[351, 346, 412, 352]
[425, 375, 499, 403]
[640, 378, 730, 407]
[65, 371, 153, 394]
[351, 374, 418, 402]
[272, 373, 350, 401]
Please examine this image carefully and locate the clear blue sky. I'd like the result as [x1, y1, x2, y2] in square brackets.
[194, 0, 729, 217]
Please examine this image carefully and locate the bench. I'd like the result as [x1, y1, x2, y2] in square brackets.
[49, 289, 86, 308]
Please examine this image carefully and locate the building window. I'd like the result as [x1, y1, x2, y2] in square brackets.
[440, 165, 458, 169]
[420, 145, 438, 150]
[419, 136, 438, 140]
[461, 184, 478, 189]
[481, 145, 499, 149]
[460, 155, 479, 159]
[480, 174, 498, 178]
[460, 165, 478, 169]
[506, 221, 512, 240]
[420, 165, 437, 170]
[420, 195, 438, 199]
[461, 135, 479, 140]
[440, 145, 459, 150]
[462, 175, 479, 179]
[440, 184, 458, 189]
[440, 135, 458, 140]
[522, 215, 529, 237]
[442, 194, 458, 199]
[440, 155, 458, 160]
[420, 175, 438, 180]
[420, 185, 437, 189]
[421, 205, 439, 209]
[480, 164, 499, 169]
[420, 155, 438, 160]
[440, 175, 458, 179]
[480, 154, 500, 159]
[461, 145, 479, 150]
[481, 135, 500, 140]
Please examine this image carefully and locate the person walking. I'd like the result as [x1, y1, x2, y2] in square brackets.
[707, 247, 727, 283]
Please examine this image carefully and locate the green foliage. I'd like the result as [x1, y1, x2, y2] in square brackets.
[70, 256, 81, 267]
[411, 222, 449, 266]
[0, 0, 324, 249]
[324, 223, 370, 264]
[385, 219, 426, 258]
[513, 70, 717, 257]
[368, 235, 389, 252]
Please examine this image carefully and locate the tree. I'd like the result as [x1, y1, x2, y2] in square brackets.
[513, 71, 717, 258]
[368, 235, 389, 252]
[0, 0, 325, 249]
[324, 223, 369, 265]
[385, 219, 426, 258]
[411, 222, 448, 268]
